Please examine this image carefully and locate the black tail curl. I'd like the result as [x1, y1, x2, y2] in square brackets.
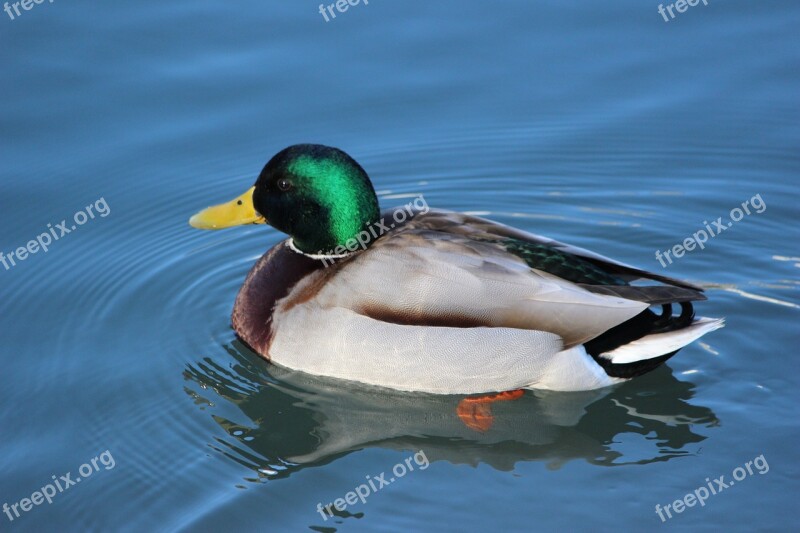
[584, 302, 696, 379]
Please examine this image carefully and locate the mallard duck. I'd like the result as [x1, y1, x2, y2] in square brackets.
[189, 144, 723, 395]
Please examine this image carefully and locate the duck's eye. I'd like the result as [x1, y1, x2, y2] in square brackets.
[277, 178, 292, 192]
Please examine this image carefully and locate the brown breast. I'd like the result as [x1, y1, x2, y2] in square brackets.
[231, 241, 324, 358]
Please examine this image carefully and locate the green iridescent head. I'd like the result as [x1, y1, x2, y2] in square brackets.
[252, 144, 381, 254]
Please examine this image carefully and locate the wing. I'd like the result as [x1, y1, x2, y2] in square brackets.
[304, 209, 660, 347]
[416, 209, 706, 296]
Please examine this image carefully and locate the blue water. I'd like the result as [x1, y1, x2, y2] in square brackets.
[1, 0, 798, 531]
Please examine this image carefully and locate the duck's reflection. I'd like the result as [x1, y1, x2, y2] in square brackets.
[183, 341, 718, 480]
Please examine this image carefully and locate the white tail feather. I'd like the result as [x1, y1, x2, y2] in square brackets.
[600, 317, 725, 365]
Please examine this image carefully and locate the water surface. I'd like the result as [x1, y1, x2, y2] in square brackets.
[1, 0, 798, 531]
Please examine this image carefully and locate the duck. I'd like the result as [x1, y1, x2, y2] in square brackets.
[189, 144, 723, 395]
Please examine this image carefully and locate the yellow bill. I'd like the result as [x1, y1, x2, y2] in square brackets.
[189, 186, 266, 230]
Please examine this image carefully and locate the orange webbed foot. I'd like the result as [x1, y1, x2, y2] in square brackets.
[456, 389, 524, 432]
